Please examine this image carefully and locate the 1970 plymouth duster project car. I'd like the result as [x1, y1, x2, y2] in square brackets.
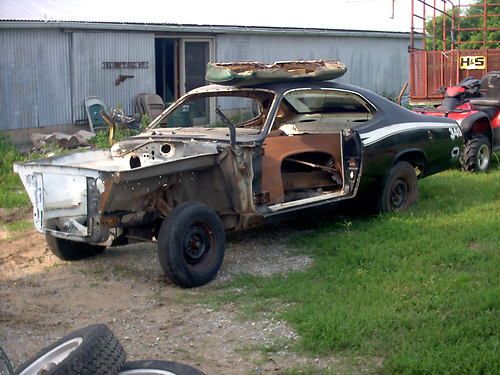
[14, 61, 463, 287]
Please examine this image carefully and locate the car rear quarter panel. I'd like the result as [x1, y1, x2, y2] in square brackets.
[358, 121, 462, 196]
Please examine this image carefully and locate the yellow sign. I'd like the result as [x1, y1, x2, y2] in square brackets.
[459, 56, 486, 70]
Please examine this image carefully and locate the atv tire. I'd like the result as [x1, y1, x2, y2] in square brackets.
[16, 324, 126, 375]
[461, 134, 492, 172]
[119, 360, 206, 375]
[45, 233, 106, 261]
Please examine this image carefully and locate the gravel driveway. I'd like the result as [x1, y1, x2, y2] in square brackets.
[0, 221, 347, 374]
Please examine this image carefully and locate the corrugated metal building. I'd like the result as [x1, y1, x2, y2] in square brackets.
[0, 20, 412, 137]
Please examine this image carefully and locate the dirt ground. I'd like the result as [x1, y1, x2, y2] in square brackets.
[0, 216, 350, 374]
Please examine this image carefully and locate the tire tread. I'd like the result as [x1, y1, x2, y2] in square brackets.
[157, 202, 225, 288]
[0, 346, 13, 375]
[15, 324, 125, 375]
[460, 134, 491, 172]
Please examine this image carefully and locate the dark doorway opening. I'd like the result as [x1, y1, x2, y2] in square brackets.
[155, 38, 177, 105]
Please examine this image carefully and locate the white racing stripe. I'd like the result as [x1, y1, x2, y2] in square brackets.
[359, 122, 460, 146]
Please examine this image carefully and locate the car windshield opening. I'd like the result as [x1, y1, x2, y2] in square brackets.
[147, 90, 275, 136]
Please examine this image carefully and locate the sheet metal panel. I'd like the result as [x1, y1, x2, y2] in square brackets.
[215, 34, 409, 96]
[71, 32, 155, 122]
[0, 29, 71, 130]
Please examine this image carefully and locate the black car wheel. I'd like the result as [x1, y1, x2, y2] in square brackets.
[0, 346, 13, 375]
[380, 161, 419, 213]
[461, 134, 491, 172]
[119, 360, 206, 375]
[157, 202, 226, 288]
[16, 324, 126, 375]
[45, 234, 106, 261]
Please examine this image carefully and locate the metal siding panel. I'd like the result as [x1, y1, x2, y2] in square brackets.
[215, 34, 409, 96]
[0, 30, 32, 130]
[71, 32, 155, 122]
[0, 29, 71, 130]
[36, 30, 72, 127]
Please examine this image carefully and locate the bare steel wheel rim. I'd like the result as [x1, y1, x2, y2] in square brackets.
[18, 338, 83, 375]
[390, 179, 408, 210]
[182, 222, 216, 268]
[477, 144, 490, 170]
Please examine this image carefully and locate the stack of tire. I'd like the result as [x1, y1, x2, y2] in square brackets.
[0, 324, 204, 375]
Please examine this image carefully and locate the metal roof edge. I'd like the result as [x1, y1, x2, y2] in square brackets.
[0, 20, 412, 38]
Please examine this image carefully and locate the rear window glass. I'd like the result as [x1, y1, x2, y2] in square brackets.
[284, 90, 374, 115]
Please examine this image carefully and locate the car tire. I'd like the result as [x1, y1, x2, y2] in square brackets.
[379, 161, 418, 213]
[45, 233, 106, 261]
[15, 324, 126, 375]
[157, 202, 226, 288]
[460, 134, 491, 172]
[0, 346, 14, 375]
[119, 360, 206, 375]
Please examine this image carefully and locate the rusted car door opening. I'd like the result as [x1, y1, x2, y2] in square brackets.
[261, 134, 344, 204]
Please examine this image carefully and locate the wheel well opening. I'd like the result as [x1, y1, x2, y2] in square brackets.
[470, 119, 493, 142]
[395, 152, 426, 177]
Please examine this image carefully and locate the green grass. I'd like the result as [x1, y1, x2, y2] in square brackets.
[1, 219, 33, 233]
[212, 162, 500, 374]
[89, 127, 140, 149]
[0, 219, 33, 240]
[2, 129, 500, 372]
[0, 133, 88, 209]
[0, 134, 30, 208]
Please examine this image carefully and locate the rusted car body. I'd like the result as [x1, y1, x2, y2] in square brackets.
[14, 62, 463, 287]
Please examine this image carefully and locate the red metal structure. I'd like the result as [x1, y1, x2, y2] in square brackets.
[410, 0, 500, 104]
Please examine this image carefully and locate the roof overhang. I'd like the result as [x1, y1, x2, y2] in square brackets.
[0, 20, 413, 39]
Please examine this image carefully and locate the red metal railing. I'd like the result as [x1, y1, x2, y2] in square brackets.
[410, 49, 500, 100]
[409, 1, 500, 102]
[456, 1, 500, 47]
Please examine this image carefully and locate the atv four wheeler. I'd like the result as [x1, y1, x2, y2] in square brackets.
[416, 71, 500, 172]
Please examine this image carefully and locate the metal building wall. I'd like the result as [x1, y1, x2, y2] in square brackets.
[215, 33, 409, 96]
[0, 29, 72, 130]
[71, 32, 155, 122]
[1, 26, 410, 132]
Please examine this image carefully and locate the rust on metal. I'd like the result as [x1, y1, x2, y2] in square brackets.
[100, 215, 121, 226]
[261, 134, 342, 204]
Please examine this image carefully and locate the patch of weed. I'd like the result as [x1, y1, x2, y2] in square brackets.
[0, 134, 73, 209]
[0, 134, 30, 208]
[89, 126, 141, 149]
[1, 219, 33, 233]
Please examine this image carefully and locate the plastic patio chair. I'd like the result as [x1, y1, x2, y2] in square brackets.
[139, 94, 165, 120]
[85, 96, 108, 132]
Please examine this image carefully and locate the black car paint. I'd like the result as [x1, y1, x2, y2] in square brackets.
[139, 80, 461, 213]
[252, 81, 460, 201]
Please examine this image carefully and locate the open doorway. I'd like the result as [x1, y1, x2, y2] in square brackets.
[154, 38, 214, 110]
[155, 38, 177, 105]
